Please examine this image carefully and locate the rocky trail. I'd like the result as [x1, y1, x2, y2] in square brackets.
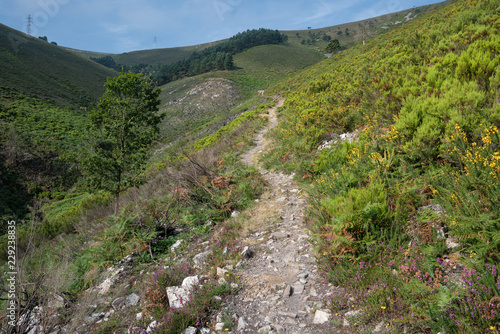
[225, 98, 337, 334]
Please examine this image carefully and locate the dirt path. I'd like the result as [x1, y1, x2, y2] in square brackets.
[227, 98, 336, 334]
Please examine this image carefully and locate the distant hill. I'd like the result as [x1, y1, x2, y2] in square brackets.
[0, 23, 116, 107]
[71, 2, 448, 73]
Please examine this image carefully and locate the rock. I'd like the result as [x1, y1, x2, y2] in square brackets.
[171, 239, 183, 252]
[84, 316, 95, 324]
[182, 276, 200, 290]
[217, 267, 228, 277]
[218, 277, 227, 285]
[258, 325, 273, 334]
[200, 329, 211, 334]
[282, 285, 293, 298]
[238, 316, 247, 330]
[309, 287, 318, 297]
[48, 294, 64, 309]
[276, 197, 287, 203]
[278, 311, 297, 318]
[166, 286, 190, 308]
[184, 326, 198, 334]
[271, 231, 288, 240]
[313, 310, 331, 324]
[273, 324, 285, 334]
[92, 312, 106, 319]
[230, 283, 239, 289]
[112, 297, 126, 311]
[100, 266, 126, 295]
[136, 312, 143, 321]
[193, 251, 212, 266]
[125, 293, 140, 306]
[297, 272, 309, 279]
[340, 131, 358, 143]
[215, 322, 225, 331]
[343, 310, 361, 327]
[146, 320, 158, 334]
[374, 321, 386, 332]
[223, 247, 229, 254]
[293, 283, 305, 294]
[284, 317, 296, 324]
[241, 246, 254, 259]
[446, 238, 460, 249]
[231, 211, 239, 217]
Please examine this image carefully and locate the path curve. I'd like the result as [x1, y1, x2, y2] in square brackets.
[227, 98, 336, 334]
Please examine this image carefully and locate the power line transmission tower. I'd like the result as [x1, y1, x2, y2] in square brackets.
[26, 15, 33, 35]
[153, 36, 157, 49]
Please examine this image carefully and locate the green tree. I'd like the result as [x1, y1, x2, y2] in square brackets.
[81, 72, 164, 212]
[325, 38, 341, 53]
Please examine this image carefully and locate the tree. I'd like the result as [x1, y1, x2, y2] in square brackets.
[325, 39, 341, 53]
[81, 72, 164, 212]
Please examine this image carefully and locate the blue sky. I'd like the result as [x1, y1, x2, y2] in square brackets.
[1, 0, 444, 54]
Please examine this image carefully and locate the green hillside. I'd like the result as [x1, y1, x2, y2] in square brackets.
[0, 24, 117, 222]
[0, 23, 116, 107]
[155, 42, 324, 145]
[4, 1, 500, 333]
[281, 1, 450, 51]
[262, 0, 500, 331]
[114, 42, 222, 67]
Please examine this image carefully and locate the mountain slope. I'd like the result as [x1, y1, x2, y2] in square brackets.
[261, 0, 500, 331]
[0, 23, 115, 107]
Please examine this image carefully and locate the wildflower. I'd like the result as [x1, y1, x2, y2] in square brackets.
[381, 306, 386, 310]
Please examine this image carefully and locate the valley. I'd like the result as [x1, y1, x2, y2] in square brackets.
[2, 0, 500, 333]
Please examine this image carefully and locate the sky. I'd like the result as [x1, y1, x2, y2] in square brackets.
[0, 0, 444, 54]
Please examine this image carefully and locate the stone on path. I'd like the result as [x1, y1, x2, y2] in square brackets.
[282, 285, 293, 298]
[241, 246, 254, 259]
[238, 316, 247, 331]
[313, 310, 331, 324]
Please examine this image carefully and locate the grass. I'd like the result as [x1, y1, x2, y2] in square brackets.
[260, 0, 500, 332]
[0, 23, 115, 108]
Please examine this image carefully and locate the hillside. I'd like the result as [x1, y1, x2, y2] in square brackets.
[0, 23, 116, 222]
[114, 42, 223, 67]
[75, 2, 447, 72]
[262, 0, 500, 332]
[4, 1, 500, 333]
[0, 23, 116, 107]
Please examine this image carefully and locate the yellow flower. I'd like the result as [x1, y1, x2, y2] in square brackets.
[381, 306, 386, 310]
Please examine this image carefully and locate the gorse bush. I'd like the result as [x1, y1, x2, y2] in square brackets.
[262, 0, 500, 331]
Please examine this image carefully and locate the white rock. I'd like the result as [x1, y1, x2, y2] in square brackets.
[170, 239, 183, 252]
[313, 310, 331, 324]
[182, 276, 200, 290]
[217, 267, 228, 277]
[374, 321, 386, 332]
[215, 322, 225, 331]
[125, 293, 140, 306]
[136, 312, 143, 321]
[238, 316, 247, 330]
[241, 246, 254, 259]
[146, 320, 158, 333]
[446, 238, 460, 249]
[166, 286, 190, 308]
[193, 251, 212, 266]
[343, 310, 361, 327]
[184, 326, 197, 334]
